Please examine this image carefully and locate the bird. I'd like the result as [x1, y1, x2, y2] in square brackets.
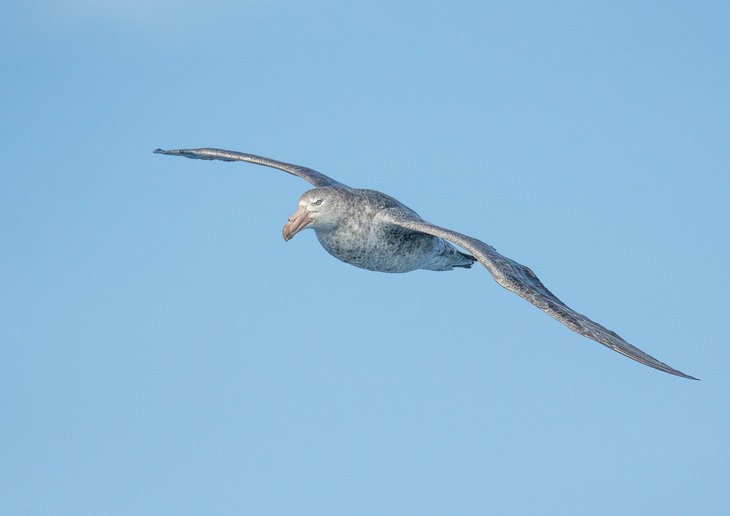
[154, 147, 698, 380]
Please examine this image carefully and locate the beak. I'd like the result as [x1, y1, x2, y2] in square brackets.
[282, 205, 312, 241]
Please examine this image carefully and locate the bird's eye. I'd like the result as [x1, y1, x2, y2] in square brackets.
[315, 199, 323, 206]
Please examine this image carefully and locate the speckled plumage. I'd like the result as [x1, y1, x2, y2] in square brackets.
[154, 147, 698, 380]
[298, 188, 475, 272]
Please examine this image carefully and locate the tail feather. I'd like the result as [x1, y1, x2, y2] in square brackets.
[454, 251, 477, 269]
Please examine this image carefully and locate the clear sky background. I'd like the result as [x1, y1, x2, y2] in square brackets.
[2, 1, 729, 514]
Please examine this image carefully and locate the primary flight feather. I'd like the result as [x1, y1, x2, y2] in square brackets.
[155, 147, 697, 380]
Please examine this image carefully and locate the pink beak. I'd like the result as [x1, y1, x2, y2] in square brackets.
[282, 206, 312, 241]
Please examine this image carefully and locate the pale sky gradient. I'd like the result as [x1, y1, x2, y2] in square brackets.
[2, 1, 729, 515]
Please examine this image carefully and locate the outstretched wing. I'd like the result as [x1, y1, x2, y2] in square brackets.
[154, 147, 347, 188]
[378, 207, 698, 380]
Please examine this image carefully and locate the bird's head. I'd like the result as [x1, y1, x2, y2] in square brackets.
[282, 188, 345, 241]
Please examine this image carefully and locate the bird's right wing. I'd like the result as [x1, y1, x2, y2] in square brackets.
[378, 207, 698, 380]
[154, 148, 347, 188]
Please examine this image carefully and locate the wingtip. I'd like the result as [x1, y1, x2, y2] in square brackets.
[666, 368, 700, 381]
[154, 148, 189, 157]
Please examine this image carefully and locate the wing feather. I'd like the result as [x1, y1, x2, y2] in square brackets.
[378, 207, 698, 380]
[154, 147, 346, 188]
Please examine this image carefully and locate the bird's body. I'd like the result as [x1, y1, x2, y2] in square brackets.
[298, 187, 475, 272]
[154, 147, 698, 380]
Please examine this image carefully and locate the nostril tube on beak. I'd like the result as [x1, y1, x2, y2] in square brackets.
[282, 206, 311, 241]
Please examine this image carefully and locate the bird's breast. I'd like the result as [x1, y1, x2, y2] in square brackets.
[314, 218, 438, 273]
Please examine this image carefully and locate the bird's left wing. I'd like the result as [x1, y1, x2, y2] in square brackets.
[154, 147, 347, 188]
[377, 207, 698, 380]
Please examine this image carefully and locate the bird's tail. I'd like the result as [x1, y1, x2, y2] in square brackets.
[453, 251, 477, 269]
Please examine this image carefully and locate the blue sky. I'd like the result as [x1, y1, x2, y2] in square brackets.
[2, 1, 729, 514]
